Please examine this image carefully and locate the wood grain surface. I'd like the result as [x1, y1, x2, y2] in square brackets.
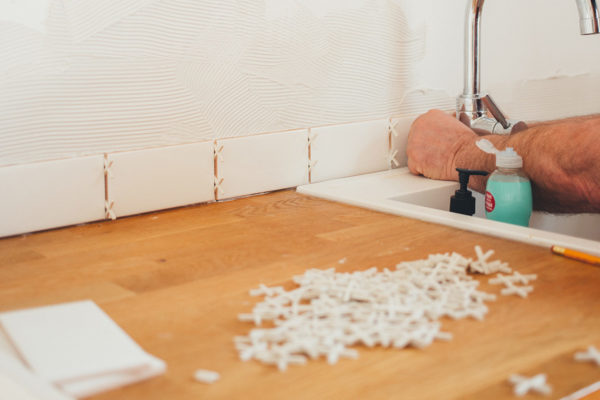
[0, 190, 599, 400]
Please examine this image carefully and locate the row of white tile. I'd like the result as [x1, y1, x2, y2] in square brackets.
[0, 116, 416, 237]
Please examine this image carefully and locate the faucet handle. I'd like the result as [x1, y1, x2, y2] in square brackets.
[482, 95, 509, 129]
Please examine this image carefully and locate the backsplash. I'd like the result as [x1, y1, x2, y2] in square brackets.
[1, 0, 600, 167]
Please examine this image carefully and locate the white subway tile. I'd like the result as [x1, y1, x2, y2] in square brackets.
[0, 156, 105, 237]
[309, 119, 389, 183]
[215, 129, 308, 200]
[107, 142, 214, 218]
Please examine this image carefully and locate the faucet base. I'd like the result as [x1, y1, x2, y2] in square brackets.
[457, 94, 486, 122]
[457, 93, 526, 135]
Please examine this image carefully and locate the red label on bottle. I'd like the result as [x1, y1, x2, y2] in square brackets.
[485, 191, 495, 212]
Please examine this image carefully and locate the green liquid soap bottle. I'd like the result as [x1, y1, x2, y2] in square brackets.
[476, 139, 532, 227]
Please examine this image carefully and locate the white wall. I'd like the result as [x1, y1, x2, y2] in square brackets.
[1, 0, 600, 167]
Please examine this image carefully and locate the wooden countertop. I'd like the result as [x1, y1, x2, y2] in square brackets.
[0, 190, 599, 399]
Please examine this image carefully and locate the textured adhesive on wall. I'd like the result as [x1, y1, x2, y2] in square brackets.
[0, 0, 431, 167]
[2, 0, 600, 167]
[490, 74, 600, 122]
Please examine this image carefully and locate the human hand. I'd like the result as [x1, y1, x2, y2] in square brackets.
[406, 110, 478, 181]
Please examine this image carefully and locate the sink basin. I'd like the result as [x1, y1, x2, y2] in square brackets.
[391, 185, 600, 241]
[297, 168, 600, 257]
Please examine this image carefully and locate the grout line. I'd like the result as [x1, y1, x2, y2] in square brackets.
[103, 154, 116, 220]
[388, 117, 393, 169]
[103, 153, 109, 204]
[307, 128, 312, 184]
[213, 140, 225, 200]
[213, 140, 219, 200]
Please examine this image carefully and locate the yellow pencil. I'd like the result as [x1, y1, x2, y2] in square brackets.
[551, 245, 600, 266]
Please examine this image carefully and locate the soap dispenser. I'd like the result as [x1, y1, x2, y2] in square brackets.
[450, 168, 489, 216]
[476, 139, 532, 227]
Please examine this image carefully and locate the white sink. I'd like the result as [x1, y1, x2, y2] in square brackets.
[297, 168, 600, 257]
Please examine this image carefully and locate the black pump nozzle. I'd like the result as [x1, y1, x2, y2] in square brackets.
[449, 168, 489, 216]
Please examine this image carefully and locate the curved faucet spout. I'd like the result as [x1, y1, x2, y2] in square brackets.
[576, 0, 600, 35]
[458, 0, 600, 134]
[463, 0, 485, 98]
[463, 0, 599, 97]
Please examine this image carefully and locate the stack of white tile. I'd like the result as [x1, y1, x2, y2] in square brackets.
[0, 300, 165, 399]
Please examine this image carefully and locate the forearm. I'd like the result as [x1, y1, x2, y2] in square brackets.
[454, 116, 600, 212]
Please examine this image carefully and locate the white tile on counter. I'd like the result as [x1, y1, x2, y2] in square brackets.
[0, 331, 75, 400]
[0, 300, 166, 398]
[107, 142, 214, 218]
[0, 301, 153, 384]
[309, 119, 389, 183]
[215, 129, 308, 200]
[59, 355, 165, 398]
[0, 156, 105, 238]
[389, 115, 418, 169]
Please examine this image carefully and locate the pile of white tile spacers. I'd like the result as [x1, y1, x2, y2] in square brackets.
[235, 246, 537, 371]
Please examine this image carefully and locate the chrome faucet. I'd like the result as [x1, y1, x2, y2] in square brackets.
[457, 0, 600, 134]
